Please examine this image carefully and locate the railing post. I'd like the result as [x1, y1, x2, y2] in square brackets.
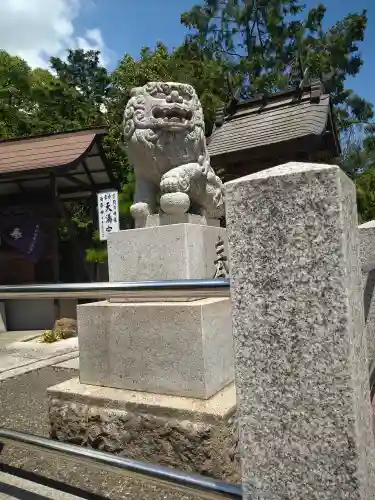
[225, 163, 374, 500]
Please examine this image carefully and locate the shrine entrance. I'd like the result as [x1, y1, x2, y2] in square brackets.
[0, 127, 118, 330]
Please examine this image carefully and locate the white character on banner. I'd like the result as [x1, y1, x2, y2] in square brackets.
[10, 227, 22, 240]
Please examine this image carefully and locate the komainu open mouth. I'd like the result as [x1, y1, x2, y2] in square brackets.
[152, 106, 193, 124]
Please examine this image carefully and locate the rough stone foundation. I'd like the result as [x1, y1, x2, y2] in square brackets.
[48, 379, 240, 482]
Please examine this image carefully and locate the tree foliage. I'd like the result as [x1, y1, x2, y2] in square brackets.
[181, 1, 370, 129]
[0, 49, 109, 139]
[0, 0, 375, 239]
[181, 0, 375, 222]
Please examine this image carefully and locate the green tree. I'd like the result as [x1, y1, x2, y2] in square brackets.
[342, 131, 375, 222]
[181, 1, 370, 129]
[109, 41, 229, 140]
[0, 49, 117, 270]
[0, 51, 36, 138]
[182, 0, 305, 94]
[0, 49, 109, 139]
[45, 49, 109, 131]
[182, 0, 375, 223]
[50, 49, 111, 125]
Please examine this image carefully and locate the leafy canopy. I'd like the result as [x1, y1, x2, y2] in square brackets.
[0, 0, 374, 232]
[181, 0, 369, 129]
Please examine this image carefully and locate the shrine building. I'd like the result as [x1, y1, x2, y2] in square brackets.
[0, 127, 118, 330]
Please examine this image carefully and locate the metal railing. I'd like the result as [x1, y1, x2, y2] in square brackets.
[0, 279, 238, 498]
[0, 278, 230, 300]
[0, 429, 242, 499]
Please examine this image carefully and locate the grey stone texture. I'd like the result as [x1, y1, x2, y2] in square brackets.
[78, 298, 234, 399]
[0, 301, 6, 332]
[360, 220, 375, 272]
[146, 213, 220, 227]
[108, 223, 227, 281]
[225, 162, 374, 500]
[359, 220, 375, 367]
[48, 378, 239, 482]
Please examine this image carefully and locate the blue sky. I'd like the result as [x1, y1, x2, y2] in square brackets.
[0, 0, 373, 105]
[74, 0, 374, 105]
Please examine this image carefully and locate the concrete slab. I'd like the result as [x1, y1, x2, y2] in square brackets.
[3, 338, 78, 359]
[0, 337, 79, 380]
[0, 331, 42, 348]
[0, 352, 79, 382]
[108, 223, 228, 281]
[48, 377, 236, 419]
[0, 470, 89, 500]
[0, 356, 34, 373]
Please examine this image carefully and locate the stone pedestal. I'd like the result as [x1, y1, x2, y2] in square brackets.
[107, 222, 227, 281]
[48, 379, 239, 481]
[48, 219, 235, 479]
[78, 297, 234, 399]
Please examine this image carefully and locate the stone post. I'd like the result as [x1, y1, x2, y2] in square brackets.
[225, 162, 374, 500]
[359, 221, 375, 369]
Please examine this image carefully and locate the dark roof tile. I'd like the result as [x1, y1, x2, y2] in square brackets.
[0, 128, 107, 174]
[208, 92, 331, 158]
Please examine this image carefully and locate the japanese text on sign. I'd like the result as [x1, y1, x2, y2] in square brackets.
[97, 190, 120, 241]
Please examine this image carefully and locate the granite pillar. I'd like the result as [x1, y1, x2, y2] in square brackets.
[359, 220, 375, 368]
[225, 162, 374, 500]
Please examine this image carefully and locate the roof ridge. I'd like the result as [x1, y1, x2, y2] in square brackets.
[224, 92, 322, 122]
[0, 126, 108, 145]
[208, 92, 337, 160]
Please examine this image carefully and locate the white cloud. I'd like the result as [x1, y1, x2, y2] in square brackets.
[0, 0, 111, 68]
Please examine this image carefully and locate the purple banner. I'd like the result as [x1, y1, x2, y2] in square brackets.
[0, 215, 45, 263]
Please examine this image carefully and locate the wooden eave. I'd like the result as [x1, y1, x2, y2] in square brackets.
[0, 127, 119, 200]
[208, 84, 340, 171]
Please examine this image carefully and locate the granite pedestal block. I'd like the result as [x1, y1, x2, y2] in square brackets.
[225, 162, 374, 500]
[78, 297, 234, 399]
[47, 379, 239, 481]
[107, 223, 228, 281]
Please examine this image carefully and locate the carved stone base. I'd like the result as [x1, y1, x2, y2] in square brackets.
[47, 379, 240, 482]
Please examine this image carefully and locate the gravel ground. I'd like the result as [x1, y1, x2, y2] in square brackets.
[0, 366, 205, 500]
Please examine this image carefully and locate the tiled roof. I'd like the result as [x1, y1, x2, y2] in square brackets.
[0, 127, 117, 199]
[208, 89, 331, 158]
[0, 128, 107, 174]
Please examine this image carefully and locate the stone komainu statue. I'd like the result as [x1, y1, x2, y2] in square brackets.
[123, 82, 225, 227]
